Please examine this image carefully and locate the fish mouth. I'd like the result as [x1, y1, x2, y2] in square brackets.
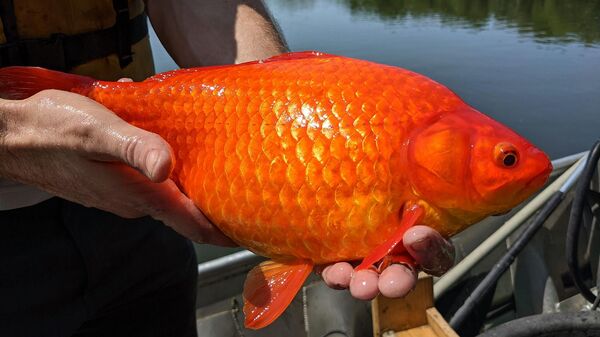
[519, 159, 553, 197]
[529, 170, 551, 189]
[525, 161, 553, 191]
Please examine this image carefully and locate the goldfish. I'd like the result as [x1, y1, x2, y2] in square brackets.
[0, 51, 552, 329]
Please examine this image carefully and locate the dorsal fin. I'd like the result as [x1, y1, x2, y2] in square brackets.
[143, 68, 203, 82]
[257, 51, 334, 63]
[143, 51, 335, 83]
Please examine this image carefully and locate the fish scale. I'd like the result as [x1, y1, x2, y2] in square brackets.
[91, 55, 445, 263]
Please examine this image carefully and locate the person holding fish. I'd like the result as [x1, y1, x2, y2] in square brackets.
[0, 0, 459, 336]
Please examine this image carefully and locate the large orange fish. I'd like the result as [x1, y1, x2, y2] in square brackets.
[0, 51, 552, 329]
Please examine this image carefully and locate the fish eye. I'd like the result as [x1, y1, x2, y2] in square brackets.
[494, 143, 519, 168]
[503, 152, 517, 167]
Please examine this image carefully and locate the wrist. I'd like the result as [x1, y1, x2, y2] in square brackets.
[0, 99, 8, 178]
[0, 98, 13, 149]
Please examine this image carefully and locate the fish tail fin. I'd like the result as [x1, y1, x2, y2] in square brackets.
[0, 66, 95, 100]
[243, 259, 313, 329]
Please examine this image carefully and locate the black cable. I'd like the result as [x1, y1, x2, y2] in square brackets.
[477, 311, 600, 337]
[594, 253, 600, 310]
[566, 140, 600, 304]
[450, 191, 565, 331]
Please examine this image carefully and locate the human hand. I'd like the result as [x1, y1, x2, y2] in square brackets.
[318, 226, 454, 300]
[0, 89, 233, 246]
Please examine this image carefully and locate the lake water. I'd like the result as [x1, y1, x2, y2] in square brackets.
[148, 0, 600, 260]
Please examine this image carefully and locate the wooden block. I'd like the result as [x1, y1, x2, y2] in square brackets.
[395, 326, 438, 337]
[372, 273, 434, 337]
[372, 273, 460, 337]
[426, 308, 459, 337]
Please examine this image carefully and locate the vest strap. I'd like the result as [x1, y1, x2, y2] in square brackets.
[113, 0, 133, 68]
[0, 12, 148, 71]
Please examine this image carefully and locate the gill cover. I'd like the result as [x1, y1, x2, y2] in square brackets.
[407, 108, 552, 226]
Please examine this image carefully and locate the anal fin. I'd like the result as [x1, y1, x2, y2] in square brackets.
[243, 259, 313, 329]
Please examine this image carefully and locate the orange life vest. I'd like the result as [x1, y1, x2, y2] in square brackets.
[0, 0, 155, 80]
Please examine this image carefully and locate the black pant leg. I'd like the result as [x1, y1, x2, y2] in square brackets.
[61, 200, 198, 337]
[71, 255, 198, 337]
[0, 198, 88, 337]
[0, 198, 198, 337]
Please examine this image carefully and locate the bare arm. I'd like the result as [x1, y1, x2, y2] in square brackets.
[146, 0, 288, 66]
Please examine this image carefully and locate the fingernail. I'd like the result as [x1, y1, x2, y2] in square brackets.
[411, 237, 431, 252]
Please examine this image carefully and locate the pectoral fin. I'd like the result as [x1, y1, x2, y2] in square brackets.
[243, 259, 313, 329]
[356, 204, 424, 271]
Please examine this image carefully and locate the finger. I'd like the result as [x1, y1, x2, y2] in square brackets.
[142, 179, 236, 246]
[378, 264, 416, 298]
[117, 78, 134, 82]
[321, 262, 353, 289]
[92, 165, 236, 246]
[403, 226, 455, 276]
[349, 269, 380, 300]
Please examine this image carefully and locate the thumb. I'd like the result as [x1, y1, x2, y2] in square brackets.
[403, 226, 455, 276]
[114, 131, 174, 183]
[89, 106, 174, 182]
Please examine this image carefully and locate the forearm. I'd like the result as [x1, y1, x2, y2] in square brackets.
[146, 0, 288, 67]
